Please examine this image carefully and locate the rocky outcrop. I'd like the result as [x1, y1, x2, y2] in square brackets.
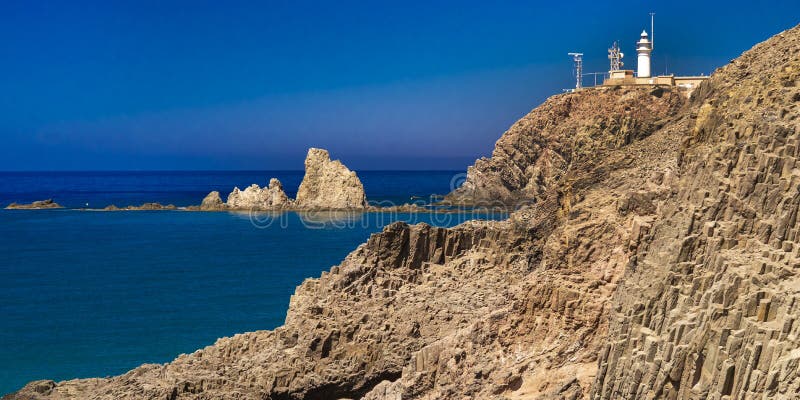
[7, 24, 800, 400]
[5, 199, 62, 209]
[7, 220, 543, 400]
[198, 149, 366, 211]
[199, 191, 225, 210]
[103, 203, 177, 211]
[295, 148, 367, 209]
[226, 178, 292, 210]
[445, 86, 683, 205]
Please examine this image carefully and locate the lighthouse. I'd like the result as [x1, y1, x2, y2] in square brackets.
[600, 15, 710, 96]
[636, 30, 652, 78]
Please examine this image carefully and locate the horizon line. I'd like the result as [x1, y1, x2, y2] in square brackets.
[0, 169, 466, 173]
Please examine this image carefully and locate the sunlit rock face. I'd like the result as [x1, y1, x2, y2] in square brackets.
[226, 178, 292, 210]
[199, 191, 225, 210]
[295, 148, 367, 209]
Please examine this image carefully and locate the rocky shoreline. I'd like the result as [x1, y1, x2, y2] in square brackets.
[6, 24, 800, 400]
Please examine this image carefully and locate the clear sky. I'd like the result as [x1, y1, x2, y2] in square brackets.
[1, 1, 797, 170]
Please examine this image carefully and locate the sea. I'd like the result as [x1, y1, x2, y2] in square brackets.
[0, 171, 503, 395]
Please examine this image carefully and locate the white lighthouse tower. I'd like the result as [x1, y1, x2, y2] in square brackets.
[636, 30, 652, 78]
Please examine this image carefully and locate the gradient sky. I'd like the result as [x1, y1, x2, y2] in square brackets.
[1, 1, 797, 170]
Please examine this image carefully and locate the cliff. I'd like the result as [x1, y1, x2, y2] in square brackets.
[590, 25, 800, 399]
[7, 24, 800, 400]
[445, 85, 683, 205]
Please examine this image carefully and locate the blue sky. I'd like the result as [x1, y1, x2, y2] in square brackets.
[1, 1, 797, 170]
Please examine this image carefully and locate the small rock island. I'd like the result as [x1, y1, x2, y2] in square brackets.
[200, 147, 367, 211]
[4, 199, 63, 210]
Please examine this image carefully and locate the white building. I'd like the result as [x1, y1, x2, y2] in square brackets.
[636, 30, 652, 78]
[601, 27, 708, 97]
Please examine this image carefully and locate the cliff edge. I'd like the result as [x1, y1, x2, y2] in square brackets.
[444, 85, 683, 205]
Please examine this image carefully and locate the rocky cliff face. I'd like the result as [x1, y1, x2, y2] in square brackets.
[445, 86, 683, 205]
[226, 178, 292, 210]
[7, 24, 800, 400]
[295, 148, 367, 209]
[590, 26, 800, 399]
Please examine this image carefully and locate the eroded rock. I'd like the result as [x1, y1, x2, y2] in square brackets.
[5, 199, 63, 209]
[226, 178, 292, 210]
[445, 86, 683, 205]
[199, 191, 225, 210]
[295, 148, 367, 209]
[103, 203, 177, 211]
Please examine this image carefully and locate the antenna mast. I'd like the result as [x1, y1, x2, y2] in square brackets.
[608, 41, 624, 71]
[650, 12, 655, 49]
[568, 52, 583, 89]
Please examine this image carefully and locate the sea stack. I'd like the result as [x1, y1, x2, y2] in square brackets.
[295, 148, 367, 209]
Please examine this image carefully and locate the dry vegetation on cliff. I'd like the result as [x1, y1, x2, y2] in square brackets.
[7, 24, 800, 400]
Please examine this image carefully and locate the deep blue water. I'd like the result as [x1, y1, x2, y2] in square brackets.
[0, 170, 462, 209]
[0, 171, 496, 396]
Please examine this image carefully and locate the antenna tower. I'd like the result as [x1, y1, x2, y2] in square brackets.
[608, 41, 624, 71]
[568, 52, 583, 89]
[650, 12, 655, 49]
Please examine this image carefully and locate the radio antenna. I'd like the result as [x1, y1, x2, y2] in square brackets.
[650, 12, 655, 49]
[568, 52, 583, 89]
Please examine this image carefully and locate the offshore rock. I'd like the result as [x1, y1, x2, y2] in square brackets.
[226, 178, 292, 210]
[5, 199, 63, 209]
[103, 203, 177, 211]
[199, 191, 225, 210]
[295, 148, 367, 209]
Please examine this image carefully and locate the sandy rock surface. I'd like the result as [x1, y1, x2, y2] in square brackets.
[226, 178, 292, 210]
[295, 148, 367, 209]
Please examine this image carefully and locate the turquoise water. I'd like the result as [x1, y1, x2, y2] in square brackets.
[0, 171, 497, 395]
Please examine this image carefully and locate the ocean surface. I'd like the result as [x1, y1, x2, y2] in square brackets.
[0, 171, 501, 396]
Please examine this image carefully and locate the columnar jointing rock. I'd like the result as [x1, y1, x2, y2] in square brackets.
[590, 25, 800, 400]
[226, 178, 292, 210]
[295, 148, 367, 209]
